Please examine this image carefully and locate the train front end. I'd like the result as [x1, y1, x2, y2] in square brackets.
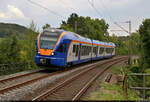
[35, 28, 67, 67]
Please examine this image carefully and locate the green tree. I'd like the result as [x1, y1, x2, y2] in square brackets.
[21, 21, 38, 69]
[42, 24, 51, 30]
[130, 32, 140, 55]
[60, 13, 109, 41]
[108, 34, 129, 55]
[0, 34, 21, 64]
[139, 19, 150, 69]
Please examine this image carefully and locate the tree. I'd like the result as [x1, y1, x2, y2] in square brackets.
[60, 13, 109, 41]
[139, 19, 150, 69]
[0, 34, 21, 64]
[21, 21, 38, 69]
[130, 32, 140, 55]
[42, 24, 50, 30]
[108, 34, 130, 55]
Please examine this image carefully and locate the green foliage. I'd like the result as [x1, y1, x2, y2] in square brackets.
[42, 24, 51, 30]
[143, 69, 150, 98]
[108, 32, 140, 55]
[0, 21, 39, 75]
[108, 34, 129, 55]
[61, 13, 109, 41]
[0, 34, 21, 64]
[130, 65, 139, 73]
[130, 32, 140, 55]
[139, 19, 150, 69]
[20, 21, 38, 69]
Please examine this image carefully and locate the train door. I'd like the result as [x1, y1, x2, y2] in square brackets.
[99, 46, 104, 58]
[103, 47, 106, 57]
[67, 42, 79, 63]
[78, 43, 81, 61]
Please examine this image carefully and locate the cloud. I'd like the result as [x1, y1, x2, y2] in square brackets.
[0, 5, 27, 20]
[0, 12, 8, 18]
[7, 5, 26, 19]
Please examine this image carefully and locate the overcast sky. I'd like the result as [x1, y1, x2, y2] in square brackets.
[0, 0, 149, 36]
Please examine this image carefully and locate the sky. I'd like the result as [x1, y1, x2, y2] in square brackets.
[0, 0, 149, 36]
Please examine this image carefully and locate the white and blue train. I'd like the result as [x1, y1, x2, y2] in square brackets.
[35, 28, 115, 67]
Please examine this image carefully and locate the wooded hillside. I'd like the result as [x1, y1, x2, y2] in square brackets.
[0, 23, 28, 38]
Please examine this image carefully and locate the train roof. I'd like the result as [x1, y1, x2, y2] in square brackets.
[64, 31, 92, 44]
[43, 28, 115, 47]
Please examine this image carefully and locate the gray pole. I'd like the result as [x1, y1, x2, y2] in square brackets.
[113, 21, 132, 65]
[128, 20, 132, 65]
[75, 21, 77, 33]
[143, 74, 146, 101]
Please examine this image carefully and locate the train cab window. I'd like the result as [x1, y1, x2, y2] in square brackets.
[57, 43, 66, 53]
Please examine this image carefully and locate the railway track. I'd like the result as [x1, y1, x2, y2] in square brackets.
[0, 58, 113, 95]
[0, 70, 64, 94]
[0, 56, 127, 100]
[32, 56, 128, 101]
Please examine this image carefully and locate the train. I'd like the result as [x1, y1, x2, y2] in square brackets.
[35, 28, 116, 68]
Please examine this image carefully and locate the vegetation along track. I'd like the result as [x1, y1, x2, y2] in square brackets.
[32, 56, 128, 101]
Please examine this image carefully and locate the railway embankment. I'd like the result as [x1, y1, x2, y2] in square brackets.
[87, 60, 141, 100]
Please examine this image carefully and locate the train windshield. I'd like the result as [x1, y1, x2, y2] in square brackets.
[40, 31, 59, 50]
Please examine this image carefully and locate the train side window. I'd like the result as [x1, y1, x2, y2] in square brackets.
[73, 45, 76, 53]
[75, 45, 79, 57]
[93, 47, 97, 55]
[99, 47, 104, 54]
[106, 48, 109, 53]
[96, 47, 98, 54]
[112, 48, 114, 53]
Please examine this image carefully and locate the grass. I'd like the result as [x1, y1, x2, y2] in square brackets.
[88, 82, 140, 100]
[87, 82, 140, 100]
[111, 64, 123, 74]
[0, 38, 5, 43]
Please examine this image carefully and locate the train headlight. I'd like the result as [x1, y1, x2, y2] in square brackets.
[38, 51, 40, 54]
[51, 52, 55, 55]
[51, 29, 55, 32]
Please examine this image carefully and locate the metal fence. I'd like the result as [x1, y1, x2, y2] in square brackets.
[128, 73, 150, 101]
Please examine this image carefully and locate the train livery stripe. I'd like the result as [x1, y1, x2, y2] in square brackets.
[38, 32, 66, 56]
[38, 32, 41, 51]
[72, 40, 114, 48]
